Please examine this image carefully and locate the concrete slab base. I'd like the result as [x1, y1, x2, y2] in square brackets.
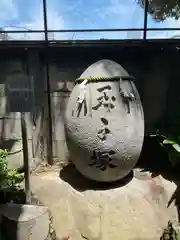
[29, 166, 178, 240]
[0, 204, 49, 240]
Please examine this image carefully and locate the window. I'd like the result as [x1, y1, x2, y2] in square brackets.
[0, 0, 44, 40]
[46, 0, 145, 40]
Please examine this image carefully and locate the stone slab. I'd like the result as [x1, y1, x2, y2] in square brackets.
[29, 167, 178, 240]
[0, 204, 49, 240]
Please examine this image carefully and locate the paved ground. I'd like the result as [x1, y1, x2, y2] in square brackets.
[28, 164, 178, 240]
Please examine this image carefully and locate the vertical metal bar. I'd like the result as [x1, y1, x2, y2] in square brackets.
[43, 0, 48, 42]
[42, 0, 54, 165]
[143, 0, 148, 40]
[21, 112, 31, 204]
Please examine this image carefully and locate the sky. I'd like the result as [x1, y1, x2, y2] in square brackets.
[0, 0, 180, 40]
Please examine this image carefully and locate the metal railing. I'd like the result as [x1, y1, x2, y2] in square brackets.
[0, 0, 179, 42]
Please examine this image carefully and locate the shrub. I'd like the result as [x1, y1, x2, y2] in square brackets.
[0, 149, 24, 190]
[150, 133, 180, 167]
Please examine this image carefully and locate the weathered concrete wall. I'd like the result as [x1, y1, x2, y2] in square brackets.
[0, 45, 178, 167]
[0, 50, 45, 169]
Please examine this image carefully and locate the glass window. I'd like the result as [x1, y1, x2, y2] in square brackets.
[0, 31, 45, 41]
[147, 30, 180, 39]
[0, 0, 44, 39]
[49, 31, 143, 40]
[46, 0, 145, 39]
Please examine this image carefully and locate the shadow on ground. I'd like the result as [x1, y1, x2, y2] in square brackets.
[137, 136, 180, 222]
[59, 135, 175, 192]
[60, 135, 180, 222]
[60, 135, 174, 192]
[60, 164, 133, 192]
[136, 136, 175, 181]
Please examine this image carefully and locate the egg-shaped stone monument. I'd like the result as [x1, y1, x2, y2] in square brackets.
[65, 59, 144, 182]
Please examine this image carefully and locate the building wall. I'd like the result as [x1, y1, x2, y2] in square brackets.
[0, 44, 179, 168]
[0, 50, 45, 169]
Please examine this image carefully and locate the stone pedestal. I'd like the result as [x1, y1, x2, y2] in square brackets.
[30, 167, 178, 240]
[0, 204, 49, 240]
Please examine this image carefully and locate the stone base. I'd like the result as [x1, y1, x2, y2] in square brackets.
[0, 204, 49, 240]
[30, 166, 178, 240]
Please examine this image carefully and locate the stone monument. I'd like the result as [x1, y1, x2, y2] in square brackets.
[65, 59, 144, 182]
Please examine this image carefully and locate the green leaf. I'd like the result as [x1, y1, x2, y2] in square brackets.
[0, 148, 24, 190]
[163, 139, 177, 145]
[172, 143, 180, 153]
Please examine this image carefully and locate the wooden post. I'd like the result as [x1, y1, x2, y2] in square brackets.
[21, 112, 31, 204]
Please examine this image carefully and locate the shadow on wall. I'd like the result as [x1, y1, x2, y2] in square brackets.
[0, 50, 88, 167]
[0, 52, 46, 169]
[0, 139, 20, 155]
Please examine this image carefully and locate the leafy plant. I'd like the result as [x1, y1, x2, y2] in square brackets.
[0, 149, 24, 190]
[161, 221, 180, 240]
[137, 0, 180, 21]
[150, 132, 180, 167]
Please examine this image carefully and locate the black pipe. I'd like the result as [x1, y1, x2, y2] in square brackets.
[42, 0, 53, 165]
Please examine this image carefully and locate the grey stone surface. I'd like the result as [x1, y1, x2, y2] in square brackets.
[6, 139, 42, 171]
[65, 59, 144, 182]
[30, 168, 178, 240]
[0, 204, 49, 240]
